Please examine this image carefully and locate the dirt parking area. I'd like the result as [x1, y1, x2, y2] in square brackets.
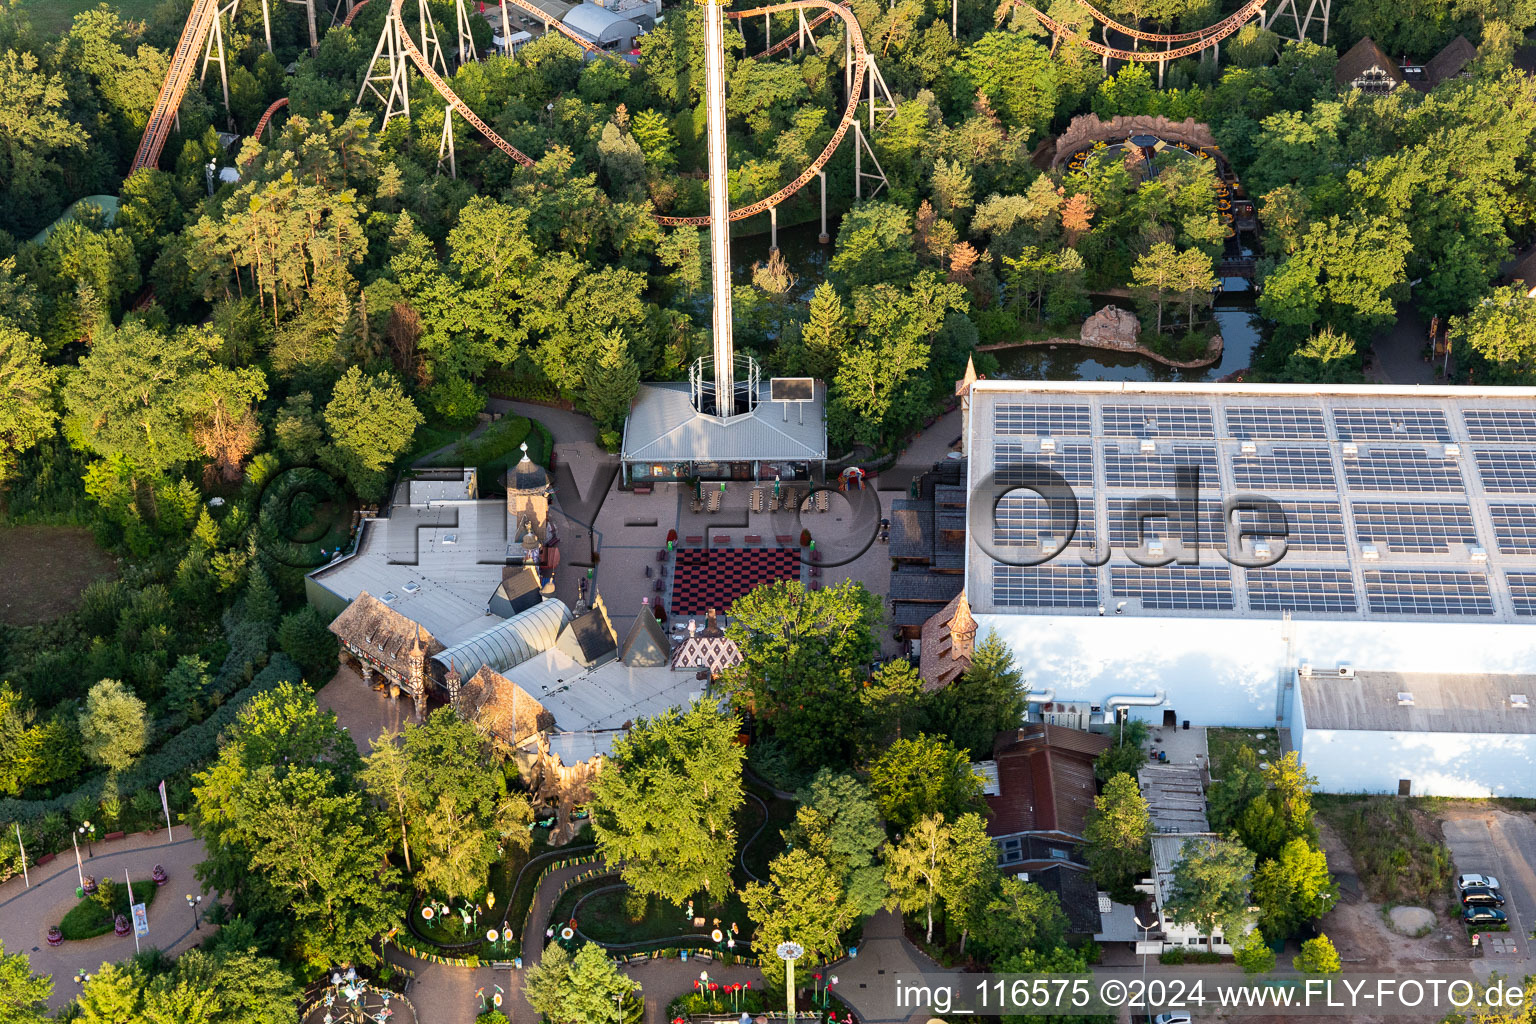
[0, 524, 117, 625]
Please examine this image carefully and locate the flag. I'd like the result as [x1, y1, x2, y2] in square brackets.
[159, 780, 173, 842]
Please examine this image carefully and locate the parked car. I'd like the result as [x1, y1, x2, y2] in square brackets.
[1153, 1014, 1193, 1024]
[1458, 873, 1501, 892]
[1462, 886, 1506, 907]
[1463, 906, 1508, 925]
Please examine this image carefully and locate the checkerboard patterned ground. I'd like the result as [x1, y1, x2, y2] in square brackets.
[670, 547, 801, 615]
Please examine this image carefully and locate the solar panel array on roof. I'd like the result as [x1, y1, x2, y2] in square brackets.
[1104, 443, 1218, 488]
[1102, 405, 1215, 438]
[1476, 449, 1536, 492]
[1246, 568, 1357, 613]
[996, 442, 1093, 486]
[1231, 446, 1336, 490]
[1107, 499, 1226, 549]
[969, 387, 1536, 621]
[1230, 501, 1347, 551]
[996, 493, 1097, 551]
[1111, 564, 1234, 610]
[1363, 570, 1493, 615]
[1464, 409, 1536, 442]
[1351, 502, 1478, 554]
[1225, 406, 1328, 440]
[994, 403, 1092, 436]
[1334, 408, 1451, 441]
[1490, 504, 1536, 554]
[994, 564, 1099, 608]
[1343, 449, 1464, 492]
[1507, 572, 1536, 615]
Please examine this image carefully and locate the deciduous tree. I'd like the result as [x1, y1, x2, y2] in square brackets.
[589, 701, 745, 904]
[1084, 773, 1151, 898]
[320, 367, 423, 501]
[1164, 836, 1256, 953]
[868, 734, 985, 831]
[0, 322, 55, 489]
[79, 679, 148, 771]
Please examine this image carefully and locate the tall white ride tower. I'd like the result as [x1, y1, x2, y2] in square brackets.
[702, 0, 738, 419]
[620, 0, 825, 488]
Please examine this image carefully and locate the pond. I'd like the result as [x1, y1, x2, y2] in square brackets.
[729, 219, 1262, 381]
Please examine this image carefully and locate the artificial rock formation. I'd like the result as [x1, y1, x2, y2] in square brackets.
[1080, 305, 1142, 349]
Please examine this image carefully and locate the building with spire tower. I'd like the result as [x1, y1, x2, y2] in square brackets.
[619, 0, 828, 487]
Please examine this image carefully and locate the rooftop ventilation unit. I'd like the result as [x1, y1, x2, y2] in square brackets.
[442, 533, 458, 545]
[1342, 442, 1359, 459]
[1361, 542, 1380, 560]
[1445, 443, 1462, 458]
[1338, 662, 1355, 678]
[1040, 536, 1060, 554]
[402, 581, 421, 594]
[382, 592, 398, 603]
[1254, 539, 1272, 559]
[1470, 545, 1488, 562]
[1299, 661, 1313, 677]
[1147, 537, 1165, 557]
[1240, 440, 1258, 455]
[1039, 437, 1056, 453]
[1512, 694, 1530, 709]
[1140, 438, 1157, 453]
[1397, 691, 1414, 706]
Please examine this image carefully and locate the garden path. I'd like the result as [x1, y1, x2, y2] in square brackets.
[0, 831, 216, 1013]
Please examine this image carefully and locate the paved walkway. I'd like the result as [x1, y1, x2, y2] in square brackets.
[0, 831, 217, 1011]
[1367, 304, 1439, 385]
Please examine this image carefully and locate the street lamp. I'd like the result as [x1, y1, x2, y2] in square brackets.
[78, 821, 95, 858]
[185, 893, 203, 930]
[1134, 915, 1154, 1001]
[776, 941, 805, 1024]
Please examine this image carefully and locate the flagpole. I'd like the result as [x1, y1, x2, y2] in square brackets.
[15, 823, 28, 887]
[124, 867, 139, 953]
[159, 780, 174, 844]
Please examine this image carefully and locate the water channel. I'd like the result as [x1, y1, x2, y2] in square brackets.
[731, 219, 1263, 383]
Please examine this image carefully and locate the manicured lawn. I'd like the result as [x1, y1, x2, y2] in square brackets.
[24, 0, 160, 36]
[414, 415, 553, 483]
[57, 880, 158, 940]
[550, 881, 754, 949]
[0, 525, 117, 626]
[737, 784, 795, 885]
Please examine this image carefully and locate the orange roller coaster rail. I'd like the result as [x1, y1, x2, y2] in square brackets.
[1008, 0, 1268, 61]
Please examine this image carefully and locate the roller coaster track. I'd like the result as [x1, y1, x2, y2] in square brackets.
[342, 0, 368, 25]
[1059, 0, 1245, 42]
[249, 96, 290, 144]
[129, 0, 222, 172]
[1010, 0, 1267, 61]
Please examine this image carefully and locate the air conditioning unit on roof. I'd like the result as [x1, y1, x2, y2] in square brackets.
[1240, 440, 1258, 455]
[1338, 662, 1354, 678]
[1140, 438, 1157, 453]
[1342, 443, 1359, 458]
[1039, 437, 1056, 452]
[1361, 543, 1380, 560]
[1445, 443, 1462, 458]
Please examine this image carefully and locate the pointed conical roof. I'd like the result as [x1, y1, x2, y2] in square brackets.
[949, 589, 977, 644]
[956, 354, 979, 397]
[620, 603, 671, 668]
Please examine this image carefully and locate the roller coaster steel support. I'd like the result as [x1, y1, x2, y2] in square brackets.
[198, 0, 235, 129]
[702, 0, 736, 418]
[852, 121, 886, 200]
[260, 0, 272, 50]
[769, 205, 778, 251]
[357, 8, 411, 123]
[817, 169, 828, 244]
[418, 0, 449, 78]
[499, 0, 513, 54]
[454, 0, 479, 65]
[286, 0, 318, 54]
[863, 51, 895, 131]
[438, 108, 457, 177]
[764, 11, 770, 51]
[1263, 0, 1329, 43]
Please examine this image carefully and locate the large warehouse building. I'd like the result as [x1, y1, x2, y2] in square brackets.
[957, 380, 1536, 796]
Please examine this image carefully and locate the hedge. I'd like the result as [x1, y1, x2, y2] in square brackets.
[0, 652, 303, 874]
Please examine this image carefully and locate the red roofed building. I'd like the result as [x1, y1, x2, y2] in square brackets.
[977, 724, 1111, 872]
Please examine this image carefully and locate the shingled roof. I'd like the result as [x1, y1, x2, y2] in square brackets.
[1425, 35, 1476, 86]
[1335, 37, 1406, 92]
[328, 591, 444, 676]
[984, 724, 1111, 841]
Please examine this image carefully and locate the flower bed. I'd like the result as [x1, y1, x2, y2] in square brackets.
[57, 879, 158, 940]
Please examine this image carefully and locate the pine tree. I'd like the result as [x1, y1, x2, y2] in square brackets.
[585, 332, 640, 436]
[244, 563, 279, 625]
[800, 282, 848, 381]
[192, 507, 221, 551]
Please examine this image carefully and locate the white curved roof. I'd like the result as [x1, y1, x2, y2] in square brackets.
[563, 2, 635, 41]
[433, 598, 571, 679]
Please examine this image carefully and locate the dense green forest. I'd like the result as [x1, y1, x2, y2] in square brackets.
[0, 0, 1534, 1008]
